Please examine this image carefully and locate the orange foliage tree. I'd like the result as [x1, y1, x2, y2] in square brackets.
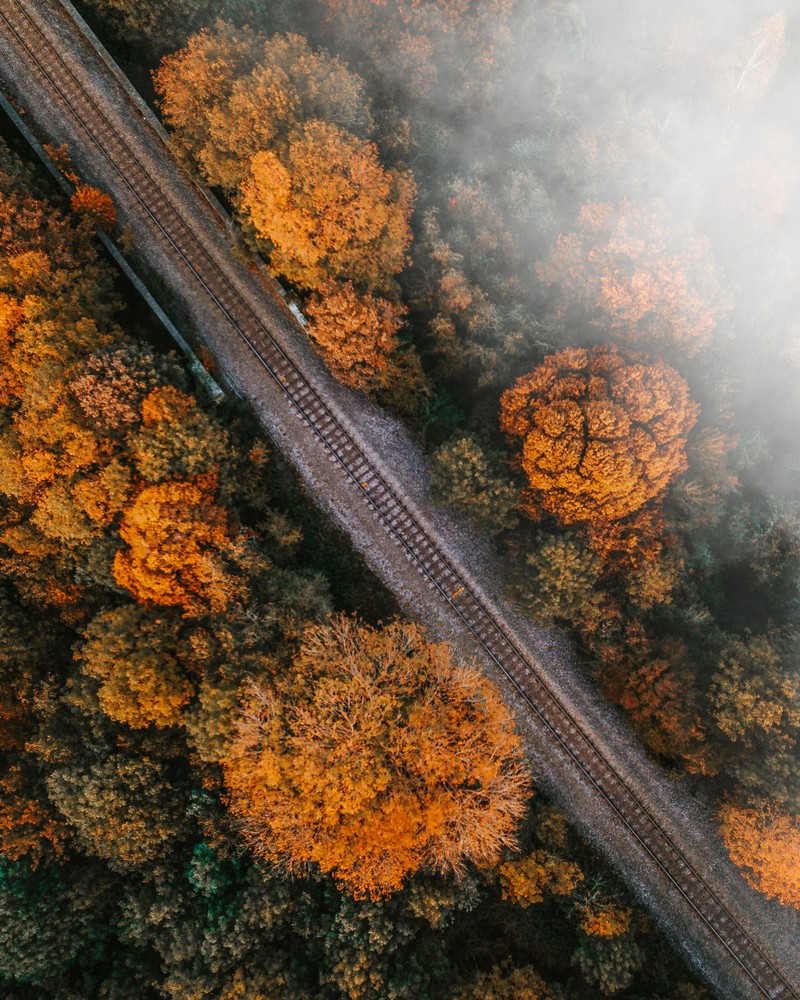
[721, 13, 787, 110]
[70, 185, 116, 232]
[578, 901, 632, 938]
[154, 27, 373, 193]
[304, 281, 407, 391]
[223, 615, 530, 899]
[112, 474, 246, 616]
[0, 764, 70, 868]
[719, 799, 800, 907]
[498, 848, 583, 907]
[242, 121, 414, 293]
[537, 200, 728, 355]
[500, 346, 699, 541]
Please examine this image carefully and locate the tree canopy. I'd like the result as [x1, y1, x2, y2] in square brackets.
[500, 345, 699, 533]
[223, 616, 531, 898]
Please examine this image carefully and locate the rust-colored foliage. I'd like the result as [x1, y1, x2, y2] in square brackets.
[719, 800, 800, 908]
[242, 121, 414, 293]
[500, 346, 699, 533]
[304, 282, 406, 390]
[69, 342, 161, 434]
[70, 185, 117, 232]
[112, 475, 246, 616]
[223, 616, 530, 899]
[618, 653, 709, 772]
[537, 200, 728, 355]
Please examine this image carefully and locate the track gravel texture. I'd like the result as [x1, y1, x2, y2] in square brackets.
[0, 2, 797, 997]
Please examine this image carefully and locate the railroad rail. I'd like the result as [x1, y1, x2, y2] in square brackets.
[0, 2, 796, 998]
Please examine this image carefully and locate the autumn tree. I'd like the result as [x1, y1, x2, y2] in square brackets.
[304, 281, 413, 395]
[69, 341, 165, 435]
[709, 635, 799, 746]
[154, 26, 374, 193]
[223, 615, 530, 898]
[498, 848, 583, 907]
[70, 185, 116, 232]
[317, 0, 515, 115]
[537, 200, 728, 356]
[719, 130, 797, 233]
[719, 800, 800, 908]
[511, 532, 604, 627]
[112, 475, 247, 615]
[128, 384, 231, 483]
[78, 606, 194, 729]
[242, 121, 414, 292]
[429, 436, 519, 535]
[452, 962, 557, 1000]
[707, 634, 800, 809]
[721, 13, 787, 111]
[500, 346, 699, 544]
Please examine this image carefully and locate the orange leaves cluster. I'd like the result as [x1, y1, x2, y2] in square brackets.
[112, 474, 246, 616]
[578, 902, 632, 938]
[304, 282, 407, 391]
[500, 346, 699, 533]
[0, 765, 70, 868]
[537, 200, 728, 355]
[154, 28, 373, 192]
[70, 185, 116, 232]
[155, 25, 416, 394]
[243, 121, 414, 293]
[719, 800, 800, 908]
[223, 616, 530, 899]
[498, 849, 582, 907]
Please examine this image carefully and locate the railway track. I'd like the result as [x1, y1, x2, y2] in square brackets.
[0, 2, 796, 997]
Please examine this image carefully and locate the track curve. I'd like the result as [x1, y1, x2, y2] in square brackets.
[0, 2, 796, 997]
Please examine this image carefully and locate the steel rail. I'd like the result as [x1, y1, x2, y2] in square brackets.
[0, 3, 796, 997]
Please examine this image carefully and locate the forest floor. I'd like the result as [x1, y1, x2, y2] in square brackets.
[0, 2, 797, 998]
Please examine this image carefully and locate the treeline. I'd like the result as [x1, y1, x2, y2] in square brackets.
[79, 0, 800, 907]
[0, 131, 714, 997]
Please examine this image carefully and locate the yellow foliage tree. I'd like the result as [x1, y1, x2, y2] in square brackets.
[498, 848, 583, 907]
[719, 800, 800, 908]
[154, 27, 372, 191]
[78, 606, 194, 729]
[223, 616, 530, 899]
[242, 121, 414, 293]
[112, 474, 246, 616]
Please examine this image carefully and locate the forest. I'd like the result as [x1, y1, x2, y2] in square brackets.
[0, 0, 798, 996]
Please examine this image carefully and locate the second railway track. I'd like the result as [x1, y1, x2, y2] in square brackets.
[0, 2, 797, 997]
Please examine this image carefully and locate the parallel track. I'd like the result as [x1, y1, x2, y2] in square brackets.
[0, 2, 796, 997]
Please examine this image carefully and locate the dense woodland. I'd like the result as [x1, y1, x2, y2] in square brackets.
[1, 0, 798, 995]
